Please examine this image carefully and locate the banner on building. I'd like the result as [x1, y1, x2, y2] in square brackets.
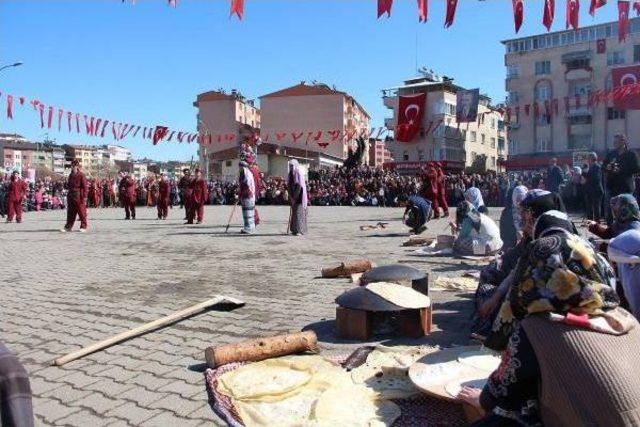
[456, 89, 480, 123]
[395, 93, 426, 142]
[612, 65, 640, 110]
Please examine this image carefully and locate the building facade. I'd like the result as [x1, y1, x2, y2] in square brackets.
[382, 72, 507, 174]
[1, 134, 66, 176]
[503, 17, 640, 169]
[194, 89, 260, 177]
[107, 145, 133, 163]
[368, 138, 393, 168]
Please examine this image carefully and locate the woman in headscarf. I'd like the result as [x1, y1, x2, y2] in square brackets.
[451, 201, 502, 256]
[499, 185, 528, 251]
[460, 211, 640, 427]
[587, 193, 640, 239]
[287, 159, 308, 236]
[239, 161, 256, 234]
[609, 229, 640, 320]
[464, 186, 488, 213]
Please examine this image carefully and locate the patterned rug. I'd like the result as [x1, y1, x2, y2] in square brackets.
[204, 357, 468, 427]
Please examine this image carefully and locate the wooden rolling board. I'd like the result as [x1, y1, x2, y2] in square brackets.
[408, 345, 494, 402]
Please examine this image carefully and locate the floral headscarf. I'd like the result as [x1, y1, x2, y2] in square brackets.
[511, 185, 528, 233]
[485, 212, 619, 351]
[611, 194, 640, 224]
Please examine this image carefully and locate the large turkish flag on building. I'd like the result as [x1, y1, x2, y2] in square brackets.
[396, 93, 426, 142]
[612, 65, 640, 110]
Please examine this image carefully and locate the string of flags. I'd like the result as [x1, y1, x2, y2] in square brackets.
[126, 0, 640, 37]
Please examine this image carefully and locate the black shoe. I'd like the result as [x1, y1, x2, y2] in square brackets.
[184, 221, 193, 225]
[125, 217, 130, 220]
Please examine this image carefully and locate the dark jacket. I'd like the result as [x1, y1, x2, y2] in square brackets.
[547, 165, 564, 193]
[585, 162, 604, 196]
[603, 149, 640, 196]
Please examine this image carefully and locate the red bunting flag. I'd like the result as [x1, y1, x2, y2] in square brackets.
[112, 122, 118, 140]
[177, 131, 184, 142]
[328, 130, 342, 141]
[444, 0, 458, 28]
[230, 0, 244, 19]
[67, 111, 72, 132]
[166, 131, 175, 142]
[95, 118, 102, 136]
[37, 104, 44, 128]
[276, 132, 287, 141]
[75, 113, 80, 133]
[47, 107, 53, 129]
[311, 130, 323, 141]
[378, 0, 393, 18]
[101, 120, 110, 138]
[513, 0, 524, 33]
[168, 0, 177, 6]
[566, 0, 580, 30]
[133, 126, 141, 138]
[543, 0, 555, 31]
[534, 102, 540, 118]
[188, 133, 198, 143]
[291, 132, 304, 143]
[619, 1, 630, 42]
[590, 0, 607, 15]
[57, 108, 63, 131]
[417, 0, 428, 22]
[152, 126, 169, 145]
[6, 94, 13, 119]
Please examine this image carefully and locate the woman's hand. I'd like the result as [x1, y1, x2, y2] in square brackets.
[458, 386, 482, 409]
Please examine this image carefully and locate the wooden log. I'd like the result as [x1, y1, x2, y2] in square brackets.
[205, 331, 319, 368]
[54, 296, 244, 366]
[321, 260, 373, 278]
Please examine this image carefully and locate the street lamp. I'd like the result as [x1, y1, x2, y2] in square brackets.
[0, 62, 23, 73]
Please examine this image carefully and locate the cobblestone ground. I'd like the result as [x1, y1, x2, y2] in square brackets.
[1, 205, 483, 426]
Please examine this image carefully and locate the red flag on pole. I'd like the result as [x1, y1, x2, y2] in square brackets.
[417, 0, 428, 22]
[6, 94, 13, 119]
[396, 93, 426, 142]
[590, 0, 607, 16]
[230, 0, 244, 19]
[152, 126, 169, 145]
[512, 0, 524, 33]
[566, 0, 580, 30]
[543, 0, 555, 31]
[619, 1, 630, 42]
[444, 0, 458, 27]
[378, 0, 393, 18]
[75, 113, 80, 133]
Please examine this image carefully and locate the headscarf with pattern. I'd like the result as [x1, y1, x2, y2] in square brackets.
[611, 194, 640, 227]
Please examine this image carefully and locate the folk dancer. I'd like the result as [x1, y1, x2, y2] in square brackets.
[61, 160, 88, 232]
[421, 165, 440, 219]
[157, 173, 171, 220]
[6, 171, 27, 224]
[118, 172, 137, 220]
[178, 168, 191, 213]
[191, 169, 208, 224]
[287, 159, 308, 236]
[435, 164, 449, 217]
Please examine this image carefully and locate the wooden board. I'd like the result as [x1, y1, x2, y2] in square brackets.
[408, 345, 491, 402]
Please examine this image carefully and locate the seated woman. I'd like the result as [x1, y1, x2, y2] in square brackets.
[451, 201, 502, 256]
[499, 185, 528, 251]
[464, 187, 488, 214]
[587, 194, 640, 239]
[609, 229, 640, 320]
[401, 194, 432, 234]
[460, 212, 638, 426]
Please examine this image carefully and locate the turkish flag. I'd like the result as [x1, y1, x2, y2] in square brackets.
[619, 1, 630, 42]
[597, 38, 606, 53]
[417, 0, 428, 22]
[612, 65, 640, 109]
[444, 0, 458, 28]
[396, 93, 426, 142]
[378, 0, 393, 18]
[543, 0, 555, 31]
[566, 0, 580, 30]
[152, 126, 169, 145]
[590, 0, 607, 15]
[230, 0, 243, 19]
[513, 0, 524, 33]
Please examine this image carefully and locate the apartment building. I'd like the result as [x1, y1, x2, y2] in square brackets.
[1, 134, 66, 175]
[368, 138, 393, 168]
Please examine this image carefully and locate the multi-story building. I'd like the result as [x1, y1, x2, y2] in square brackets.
[106, 145, 133, 163]
[1, 134, 66, 176]
[132, 162, 148, 181]
[194, 89, 260, 177]
[382, 72, 507, 174]
[368, 138, 393, 168]
[502, 17, 640, 169]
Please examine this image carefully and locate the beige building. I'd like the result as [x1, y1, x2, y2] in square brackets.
[368, 138, 393, 168]
[194, 89, 260, 177]
[503, 17, 640, 169]
[382, 73, 507, 174]
[1, 134, 66, 176]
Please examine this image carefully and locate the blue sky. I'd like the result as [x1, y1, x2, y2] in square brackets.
[0, 0, 622, 161]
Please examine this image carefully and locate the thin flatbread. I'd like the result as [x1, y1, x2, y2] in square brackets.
[445, 377, 488, 398]
[457, 350, 501, 372]
[313, 385, 401, 426]
[365, 282, 430, 309]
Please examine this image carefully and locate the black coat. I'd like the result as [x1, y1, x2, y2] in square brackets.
[602, 149, 640, 196]
[585, 162, 604, 196]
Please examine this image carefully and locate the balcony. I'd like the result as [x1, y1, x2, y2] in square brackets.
[382, 95, 396, 109]
[384, 117, 395, 129]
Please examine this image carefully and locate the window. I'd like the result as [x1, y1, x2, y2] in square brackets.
[566, 58, 590, 70]
[536, 137, 552, 152]
[607, 108, 627, 120]
[491, 118, 496, 129]
[509, 140, 520, 155]
[507, 91, 519, 104]
[444, 102, 456, 116]
[634, 45, 640, 63]
[607, 51, 625, 66]
[569, 80, 592, 97]
[507, 64, 519, 78]
[481, 134, 486, 144]
[403, 151, 409, 161]
[491, 137, 496, 148]
[470, 131, 477, 142]
[471, 151, 477, 161]
[535, 84, 551, 100]
[491, 156, 496, 167]
[418, 150, 424, 161]
[535, 60, 551, 75]
[568, 134, 592, 150]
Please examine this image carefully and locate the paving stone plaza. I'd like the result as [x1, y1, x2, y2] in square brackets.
[1, 205, 476, 426]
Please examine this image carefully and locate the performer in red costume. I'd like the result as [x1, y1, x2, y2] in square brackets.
[118, 172, 137, 220]
[62, 160, 88, 232]
[157, 173, 171, 220]
[421, 164, 440, 219]
[5, 171, 27, 223]
[436, 164, 449, 218]
[191, 169, 208, 224]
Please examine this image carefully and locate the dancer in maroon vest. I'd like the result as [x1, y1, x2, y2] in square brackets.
[6, 171, 27, 223]
[436, 164, 449, 218]
[62, 160, 88, 232]
[118, 172, 137, 220]
[157, 173, 171, 220]
[191, 169, 208, 224]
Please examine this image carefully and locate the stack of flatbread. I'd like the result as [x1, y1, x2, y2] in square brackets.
[431, 276, 478, 292]
[217, 355, 401, 427]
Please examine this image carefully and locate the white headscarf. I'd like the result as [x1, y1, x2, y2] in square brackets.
[512, 185, 528, 234]
[464, 187, 485, 210]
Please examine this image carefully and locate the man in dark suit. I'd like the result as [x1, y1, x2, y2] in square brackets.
[602, 134, 640, 220]
[546, 157, 564, 194]
[584, 152, 604, 221]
